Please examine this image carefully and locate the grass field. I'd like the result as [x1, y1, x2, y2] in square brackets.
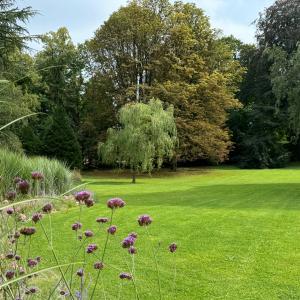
[31, 166, 300, 299]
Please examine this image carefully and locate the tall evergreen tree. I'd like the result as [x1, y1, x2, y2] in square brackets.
[43, 108, 82, 168]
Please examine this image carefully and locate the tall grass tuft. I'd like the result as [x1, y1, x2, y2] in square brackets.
[0, 148, 72, 200]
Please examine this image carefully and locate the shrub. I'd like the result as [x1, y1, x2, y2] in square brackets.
[0, 148, 72, 200]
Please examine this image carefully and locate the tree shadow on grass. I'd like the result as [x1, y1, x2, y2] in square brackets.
[122, 183, 300, 210]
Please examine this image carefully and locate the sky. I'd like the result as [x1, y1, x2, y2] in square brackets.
[16, 0, 275, 51]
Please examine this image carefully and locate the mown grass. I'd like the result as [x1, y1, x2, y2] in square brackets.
[30, 166, 300, 299]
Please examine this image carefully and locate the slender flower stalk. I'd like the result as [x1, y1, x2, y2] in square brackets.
[145, 226, 162, 300]
[90, 209, 114, 299]
[39, 218, 75, 300]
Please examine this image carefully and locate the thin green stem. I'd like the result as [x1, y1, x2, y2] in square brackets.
[47, 238, 86, 299]
[145, 226, 162, 300]
[40, 219, 75, 300]
[90, 209, 114, 300]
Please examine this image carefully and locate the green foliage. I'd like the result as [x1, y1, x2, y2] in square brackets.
[42, 108, 82, 169]
[0, 80, 39, 152]
[0, 148, 72, 198]
[257, 0, 300, 54]
[99, 99, 177, 181]
[0, 0, 35, 71]
[88, 0, 243, 164]
[268, 45, 300, 138]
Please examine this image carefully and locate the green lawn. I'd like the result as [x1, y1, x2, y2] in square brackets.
[31, 167, 300, 299]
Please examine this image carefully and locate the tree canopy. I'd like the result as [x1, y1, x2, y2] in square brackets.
[99, 99, 177, 182]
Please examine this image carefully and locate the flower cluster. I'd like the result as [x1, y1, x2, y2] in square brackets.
[71, 222, 82, 231]
[17, 180, 30, 194]
[31, 171, 44, 181]
[86, 243, 98, 254]
[169, 243, 177, 253]
[74, 190, 95, 207]
[20, 227, 36, 236]
[138, 214, 153, 226]
[96, 217, 109, 223]
[32, 212, 43, 223]
[107, 198, 125, 209]
[107, 225, 117, 235]
[119, 272, 132, 280]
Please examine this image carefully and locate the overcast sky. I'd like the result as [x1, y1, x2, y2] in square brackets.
[16, 0, 275, 51]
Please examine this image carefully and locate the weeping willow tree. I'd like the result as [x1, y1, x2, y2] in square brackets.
[99, 98, 177, 183]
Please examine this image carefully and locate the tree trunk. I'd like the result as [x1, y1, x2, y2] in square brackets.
[132, 172, 136, 184]
[171, 155, 177, 172]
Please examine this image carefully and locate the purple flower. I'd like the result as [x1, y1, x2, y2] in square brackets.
[119, 272, 132, 280]
[6, 207, 14, 215]
[5, 191, 16, 201]
[169, 243, 177, 253]
[27, 258, 38, 268]
[96, 217, 109, 223]
[107, 198, 125, 209]
[129, 232, 138, 239]
[76, 268, 84, 277]
[121, 236, 135, 248]
[84, 230, 94, 238]
[15, 255, 21, 261]
[86, 244, 98, 254]
[75, 191, 91, 202]
[128, 246, 137, 255]
[20, 227, 36, 236]
[30, 287, 38, 293]
[138, 215, 152, 226]
[32, 212, 43, 223]
[94, 261, 104, 270]
[42, 203, 53, 214]
[25, 287, 38, 294]
[107, 225, 117, 235]
[17, 180, 30, 194]
[71, 222, 82, 231]
[85, 198, 95, 207]
[5, 270, 15, 280]
[6, 253, 14, 259]
[31, 171, 44, 181]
